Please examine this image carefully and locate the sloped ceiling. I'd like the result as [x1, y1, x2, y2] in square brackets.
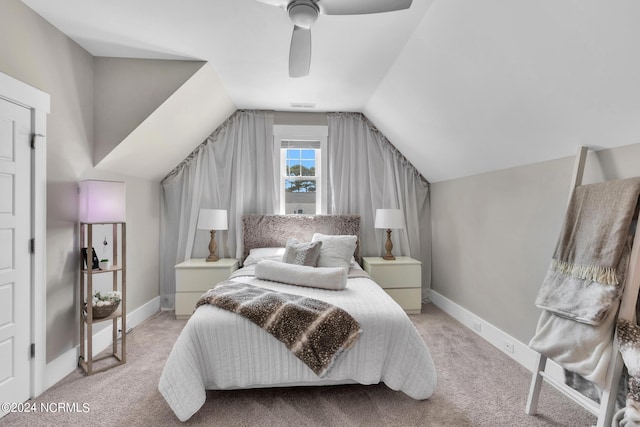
[366, 0, 640, 181]
[21, 0, 640, 182]
[95, 62, 235, 180]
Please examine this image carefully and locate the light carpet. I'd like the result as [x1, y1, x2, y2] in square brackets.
[2, 303, 596, 426]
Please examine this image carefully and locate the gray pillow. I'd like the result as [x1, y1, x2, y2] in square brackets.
[282, 237, 323, 267]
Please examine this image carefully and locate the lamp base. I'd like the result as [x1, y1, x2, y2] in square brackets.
[383, 229, 395, 261]
[206, 229, 219, 262]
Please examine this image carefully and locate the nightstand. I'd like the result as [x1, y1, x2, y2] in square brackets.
[175, 258, 239, 319]
[362, 256, 422, 314]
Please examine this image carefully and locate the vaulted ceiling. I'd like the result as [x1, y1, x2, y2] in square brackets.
[21, 0, 640, 182]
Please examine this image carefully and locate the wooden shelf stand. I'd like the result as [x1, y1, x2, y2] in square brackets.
[79, 222, 127, 375]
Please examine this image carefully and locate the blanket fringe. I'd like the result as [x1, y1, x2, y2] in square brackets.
[551, 259, 619, 285]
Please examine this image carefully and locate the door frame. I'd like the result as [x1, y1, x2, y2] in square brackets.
[0, 71, 49, 397]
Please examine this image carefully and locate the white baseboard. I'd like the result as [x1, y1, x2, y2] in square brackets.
[45, 296, 161, 389]
[428, 290, 566, 379]
[125, 296, 162, 329]
[427, 290, 604, 413]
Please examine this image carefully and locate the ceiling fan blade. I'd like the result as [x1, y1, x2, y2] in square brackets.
[255, 0, 289, 10]
[319, 0, 413, 15]
[289, 25, 311, 78]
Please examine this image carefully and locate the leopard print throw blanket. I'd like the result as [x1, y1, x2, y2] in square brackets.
[617, 319, 640, 426]
[196, 281, 362, 377]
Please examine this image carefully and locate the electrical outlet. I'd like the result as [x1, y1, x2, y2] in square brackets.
[503, 340, 515, 354]
[472, 320, 482, 333]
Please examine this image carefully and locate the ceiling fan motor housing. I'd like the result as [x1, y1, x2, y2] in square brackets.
[287, 0, 319, 28]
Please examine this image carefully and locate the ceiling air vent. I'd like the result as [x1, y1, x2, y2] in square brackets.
[289, 102, 316, 109]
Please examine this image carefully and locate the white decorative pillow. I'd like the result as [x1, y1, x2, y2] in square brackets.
[311, 233, 358, 270]
[282, 237, 323, 267]
[255, 259, 347, 290]
[243, 247, 285, 266]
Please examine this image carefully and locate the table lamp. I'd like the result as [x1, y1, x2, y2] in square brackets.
[374, 208, 404, 260]
[197, 209, 228, 262]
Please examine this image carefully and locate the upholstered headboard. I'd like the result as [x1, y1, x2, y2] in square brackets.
[242, 214, 361, 264]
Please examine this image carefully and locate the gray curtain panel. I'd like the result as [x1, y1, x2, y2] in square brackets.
[326, 112, 431, 296]
[160, 110, 277, 309]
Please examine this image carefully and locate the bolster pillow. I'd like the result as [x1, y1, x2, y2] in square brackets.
[255, 259, 347, 291]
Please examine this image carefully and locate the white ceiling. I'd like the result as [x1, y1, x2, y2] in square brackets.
[21, 0, 640, 182]
[21, 0, 431, 111]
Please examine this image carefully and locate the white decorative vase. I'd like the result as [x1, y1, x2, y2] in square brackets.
[99, 260, 111, 270]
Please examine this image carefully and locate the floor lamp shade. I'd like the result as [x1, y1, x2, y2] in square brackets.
[374, 209, 404, 260]
[79, 180, 126, 223]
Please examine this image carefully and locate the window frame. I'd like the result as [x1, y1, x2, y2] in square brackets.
[273, 125, 328, 215]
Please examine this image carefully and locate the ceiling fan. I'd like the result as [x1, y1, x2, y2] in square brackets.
[257, 0, 413, 78]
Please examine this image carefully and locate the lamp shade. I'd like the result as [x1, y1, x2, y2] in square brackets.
[79, 180, 126, 223]
[197, 209, 228, 231]
[374, 208, 404, 230]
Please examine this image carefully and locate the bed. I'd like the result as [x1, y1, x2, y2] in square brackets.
[159, 214, 437, 422]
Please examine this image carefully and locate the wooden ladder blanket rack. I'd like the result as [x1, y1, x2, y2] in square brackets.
[526, 146, 640, 427]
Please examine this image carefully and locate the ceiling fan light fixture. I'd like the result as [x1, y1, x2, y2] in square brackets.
[287, 1, 319, 28]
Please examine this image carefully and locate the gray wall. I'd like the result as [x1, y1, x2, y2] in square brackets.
[93, 57, 205, 165]
[431, 143, 640, 344]
[0, 0, 160, 362]
[274, 111, 328, 126]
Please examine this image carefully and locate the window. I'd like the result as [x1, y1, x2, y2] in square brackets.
[282, 144, 319, 214]
[273, 125, 328, 215]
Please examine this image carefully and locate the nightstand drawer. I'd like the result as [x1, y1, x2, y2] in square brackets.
[384, 288, 422, 313]
[175, 258, 239, 318]
[175, 258, 239, 292]
[362, 256, 421, 289]
[362, 256, 422, 314]
[175, 292, 204, 319]
[368, 264, 421, 288]
[176, 268, 230, 292]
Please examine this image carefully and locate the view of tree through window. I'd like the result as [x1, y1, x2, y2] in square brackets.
[285, 149, 316, 193]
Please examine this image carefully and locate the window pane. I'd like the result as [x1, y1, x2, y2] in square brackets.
[285, 178, 316, 193]
[287, 159, 315, 177]
[287, 160, 302, 177]
[301, 160, 315, 176]
[287, 149, 301, 160]
[301, 150, 315, 160]
[285, 179, 316, 214]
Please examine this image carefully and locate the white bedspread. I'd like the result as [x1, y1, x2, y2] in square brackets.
[159, 272, 437, 421]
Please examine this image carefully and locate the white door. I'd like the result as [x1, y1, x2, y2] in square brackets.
[0, 98, 31, 415]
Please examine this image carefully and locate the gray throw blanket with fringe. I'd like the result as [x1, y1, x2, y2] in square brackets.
[196, 281, 362, 377]
[535, 178, 640, 325]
